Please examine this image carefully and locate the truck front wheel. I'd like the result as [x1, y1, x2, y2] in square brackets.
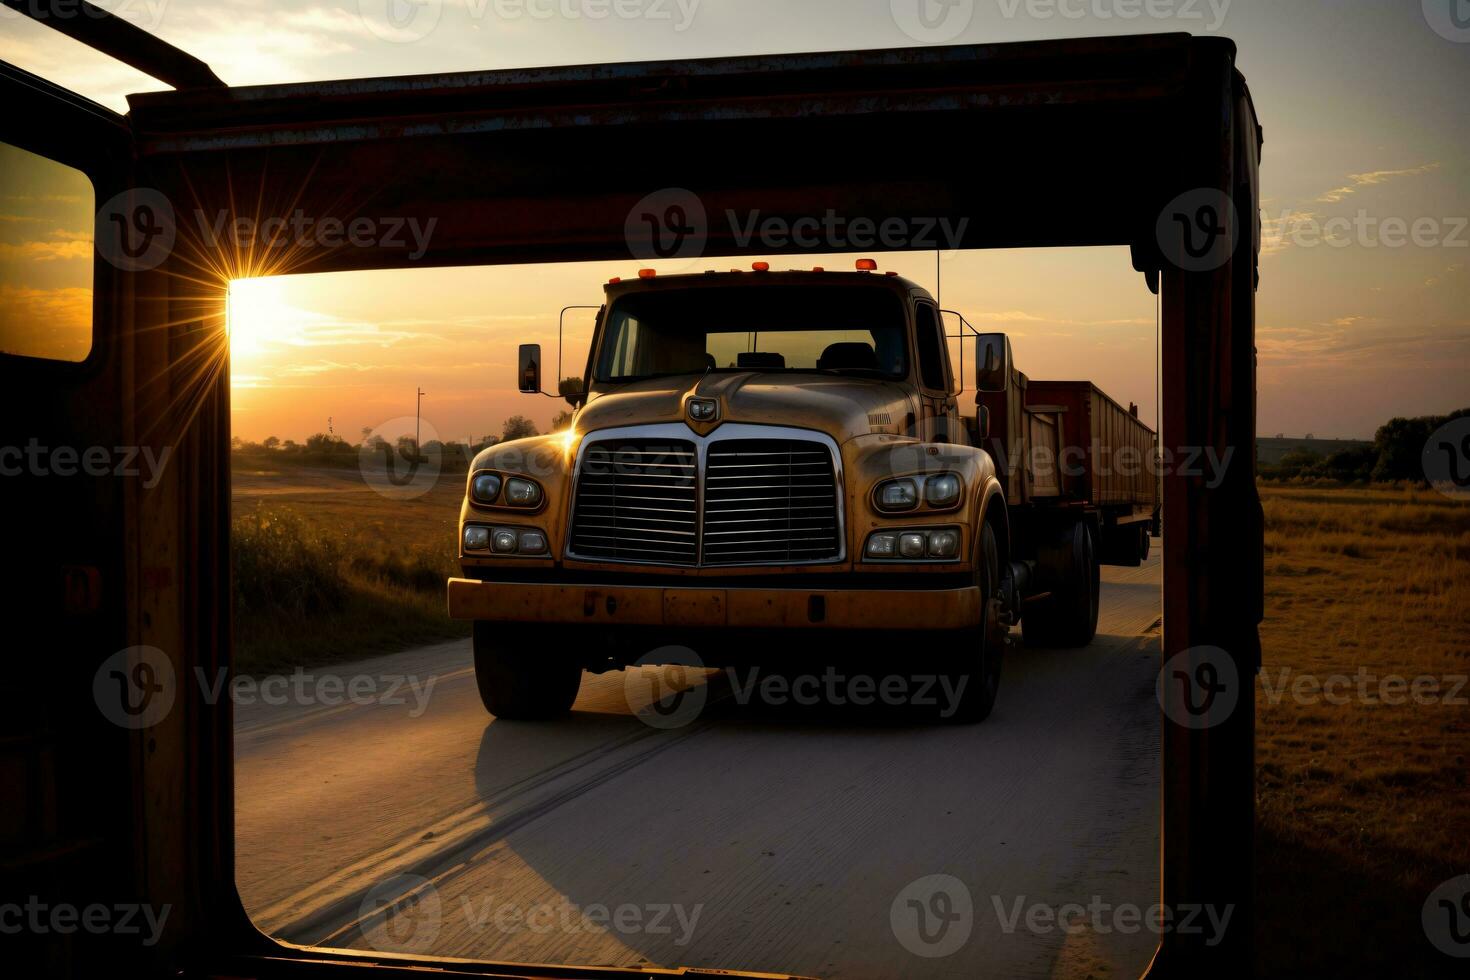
[944, 522, 1005, 724]
[473, 622, 582, 720]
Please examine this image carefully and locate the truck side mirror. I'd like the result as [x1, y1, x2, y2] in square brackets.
[518, 344, 542, 394]
[975, 333, 1010, 392]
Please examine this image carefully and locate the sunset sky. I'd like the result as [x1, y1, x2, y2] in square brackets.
[3, 0, 1466, 442]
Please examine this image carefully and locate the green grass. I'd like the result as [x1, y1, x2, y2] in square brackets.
[231, 469, 469, 674]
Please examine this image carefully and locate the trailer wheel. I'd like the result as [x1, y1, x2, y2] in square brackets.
[1022, 520, 1100, 648]
[473, 622, 582, 719]
[944, 522, 1004, 724]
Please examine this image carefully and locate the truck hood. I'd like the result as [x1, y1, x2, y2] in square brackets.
[575, 372, 914, 444]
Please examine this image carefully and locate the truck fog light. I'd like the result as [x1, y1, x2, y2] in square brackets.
[518, 530, 548, 554]
[898, 532, 927, 559]
[471, 473, 502, 504]
[492, 529, 518, 553]
[866, 532, 898, 557]
[463, 526, 490, 550]
[925, 473, 961, 507]
[877, 479, 918, 511]
[505, 477, 542, 506]
[927, 530, 959, 558]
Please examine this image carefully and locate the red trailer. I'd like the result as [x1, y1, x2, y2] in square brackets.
[975, 341, 1158, 646]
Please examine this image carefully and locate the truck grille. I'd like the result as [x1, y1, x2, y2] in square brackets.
[568, 440, 699, 565]
[701, 439, 841, 565]
[567, 433, 842, 566]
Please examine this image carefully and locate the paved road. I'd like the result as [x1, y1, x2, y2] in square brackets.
[236, 547, 1162, 979]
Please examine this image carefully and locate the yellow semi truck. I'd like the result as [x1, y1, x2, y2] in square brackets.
[448, 260, 1155, 722]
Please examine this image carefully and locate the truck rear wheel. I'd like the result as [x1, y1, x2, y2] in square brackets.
[944, 522, 1004, 724]
[1022, 520, 1100, 648]
[473, 622, 582, 720]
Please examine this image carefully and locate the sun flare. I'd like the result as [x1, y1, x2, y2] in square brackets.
[226, 276, 303, 364]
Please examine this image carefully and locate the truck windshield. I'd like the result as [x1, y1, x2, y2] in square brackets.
[596, 284, 908, 381]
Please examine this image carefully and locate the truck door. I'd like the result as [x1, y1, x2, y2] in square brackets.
[1, 53, 162, 919]
[913, 299, 960, 442]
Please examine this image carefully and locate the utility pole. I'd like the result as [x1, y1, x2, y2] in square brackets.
[415, 387, 425, 450]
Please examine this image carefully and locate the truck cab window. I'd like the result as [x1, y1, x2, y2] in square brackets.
[0, 142, 94, 362]
[914, 302, 947, 391]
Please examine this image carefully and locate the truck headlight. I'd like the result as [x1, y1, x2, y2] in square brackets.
[924, 473, 961, 508]
[876, 479, 918, 511]
[471, 473, 502, 504]
[492, 529, 519, 553]
[504, 477, 543, 507]
[866, 532, 898, 557]
[517, 530, 548, 555]
[863, 527, 962, 562]
[463, 526, 490, 550]
[926, 529, 959, 558]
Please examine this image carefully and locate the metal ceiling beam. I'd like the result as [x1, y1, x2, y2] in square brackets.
[3, 0, 224, 90]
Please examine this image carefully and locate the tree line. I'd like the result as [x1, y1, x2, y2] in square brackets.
[1258, 407, 1469, 483]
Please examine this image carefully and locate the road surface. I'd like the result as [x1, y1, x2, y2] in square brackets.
[236, 548, 1162, 979]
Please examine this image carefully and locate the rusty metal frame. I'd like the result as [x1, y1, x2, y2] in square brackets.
[0, 24, 1261, 980]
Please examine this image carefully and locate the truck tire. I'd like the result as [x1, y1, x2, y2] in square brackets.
[473, 622, 582, 719]
[944, 522, 1004, 723]
[1021, 520, 1100, 648]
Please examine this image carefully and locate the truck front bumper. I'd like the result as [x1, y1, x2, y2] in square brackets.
[447, 578, 982, 630]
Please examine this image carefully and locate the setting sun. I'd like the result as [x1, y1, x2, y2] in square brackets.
[227, 276, 303, 363]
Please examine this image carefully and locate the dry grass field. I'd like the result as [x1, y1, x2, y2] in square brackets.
[231, 462, 468, 673]
[229, 463, 1467, 973]
[1254, 484, 1469, 978]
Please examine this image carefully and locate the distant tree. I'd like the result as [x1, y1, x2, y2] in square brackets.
[549, 409, 575, 431]
[501, 415, 538, 441]
[304, 432, 348, 454]
[558, 376, 585, 397]
[1373, 408, 1470, 483]
[262, 435, 280, 450]
[1320, 446, 1376, 483]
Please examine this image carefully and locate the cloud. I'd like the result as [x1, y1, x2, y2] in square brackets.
[0, 239, 92, 261]
[1315, 163, 1440, 204]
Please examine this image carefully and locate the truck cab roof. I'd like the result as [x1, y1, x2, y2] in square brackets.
[603, 266, 934, 305]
